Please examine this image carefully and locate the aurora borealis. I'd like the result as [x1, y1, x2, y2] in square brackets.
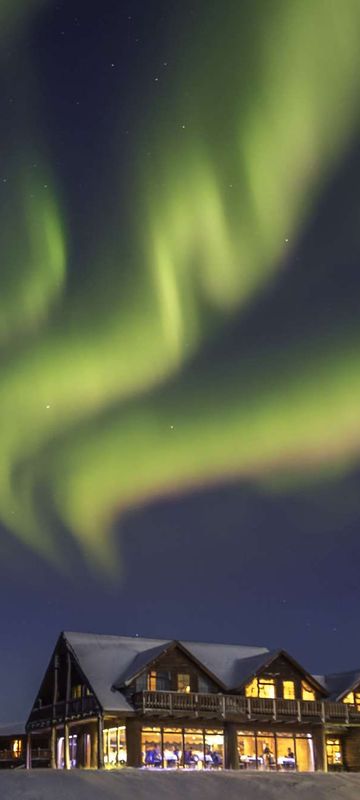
[2, 0, 360, 566]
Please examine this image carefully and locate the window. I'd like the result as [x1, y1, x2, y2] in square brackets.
[245, 678, 275, 699]
[147, 672, 157, 691]
[147, 671, 171, 691]
[71, 684, 83, 699]
[326, 737, 342, 768]
[245, 678, 258, 698]
[198, 676, 211, 693]
[177, 673, 191, 693]
[343, 691, 360, 709]
[258, 679, 275, 699]
[103, 726, 127, 768]
[12, 739, 22, 758]
[301, 681, 315, 701]
[283, 681, 295, 700]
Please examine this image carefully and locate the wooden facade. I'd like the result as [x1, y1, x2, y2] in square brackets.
[15, 632, 360, 772]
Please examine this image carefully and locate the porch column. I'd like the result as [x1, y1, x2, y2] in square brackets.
[126, 719, 142, 768]
[312, 727, 327, 772]
[50, 724, 57, 769]
[97, 716, 104, 769]
[26, 733, 32, 769]
[90, 722, 98, 768]
[224, 723, 239, 770]
[64, 722, 71, 769]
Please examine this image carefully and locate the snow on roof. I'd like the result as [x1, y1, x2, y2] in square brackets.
[64, 632, 172, 712]
[0, 721, 25, 737]
[319, 669, 360, 700]
[181, 641, 269, 689]
[63, 631, 269, 710]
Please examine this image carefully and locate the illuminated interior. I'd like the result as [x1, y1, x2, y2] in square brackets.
[103, 726, 127, 767]
[141, 726, 224, 768]
[326, 737, 343, 768]
[283, 681, 295, 700]
[177, 673, 191, 692]
[301, 682, 316, 701]
[57, 735, 77, 768]
[237, 731, 314, 771]
[11, 739, 22, 758]
[245, 678, 275, 699]
[342, 691, 360, 709]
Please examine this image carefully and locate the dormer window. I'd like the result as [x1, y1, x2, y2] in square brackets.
[343, 691, 360, 709]
[283, 680, 295, 700]
[147, 671, 171, 691]
[177, 673, 191, 693]
[245, 677, 275, 699]
[301, 681, 315, 701]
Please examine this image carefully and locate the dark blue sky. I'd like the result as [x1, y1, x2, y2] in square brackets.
[1, 0, 360, 723]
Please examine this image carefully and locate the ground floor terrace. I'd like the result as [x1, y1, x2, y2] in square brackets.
[26, 717, 360, 772]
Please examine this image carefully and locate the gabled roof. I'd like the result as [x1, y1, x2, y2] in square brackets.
[180, 640, 269, 689]
[63, 631, 269, 706]
[231, 649, 326, 694]
[315, 669, 360, 701]
[117, 641, 173, 687]
[64, 631, 171, 713]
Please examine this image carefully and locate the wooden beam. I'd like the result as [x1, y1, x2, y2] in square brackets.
[64, 722, 71, 769]
[97, 716, 104, 769]
[26, 733, 32, 770]
[50, 724, 57, 769]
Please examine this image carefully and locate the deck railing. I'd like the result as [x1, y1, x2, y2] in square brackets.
[133, 690, 360, 725]
[28, 695, 99, 728]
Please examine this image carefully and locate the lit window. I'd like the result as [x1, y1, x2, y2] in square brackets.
[343, 691, 356, 705]
[12, 739, 22, 758]
[245, 678, 258, 698]
[301, 682, 315, 701]
[283, 681, 295, 700]
[258, 679, 275, 699]
[71, 684, 83, 699]
[177, 674, 191, 693]
[355, 693, 360, 710]
[148, 672, 157, 691]
[245, 678, 275, 699]
[326, 737, 342, 767]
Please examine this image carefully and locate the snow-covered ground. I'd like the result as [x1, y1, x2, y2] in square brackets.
[1, 770, 360, 800]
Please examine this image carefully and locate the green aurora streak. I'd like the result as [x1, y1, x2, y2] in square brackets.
[2, 0, 360, 565]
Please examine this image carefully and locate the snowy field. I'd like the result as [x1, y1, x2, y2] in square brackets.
[1, 770, 360, 800]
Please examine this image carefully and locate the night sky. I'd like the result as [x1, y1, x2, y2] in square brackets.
[1, 0, 360, 723]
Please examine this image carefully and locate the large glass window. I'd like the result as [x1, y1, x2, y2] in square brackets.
[257, 732, 276, 770]
[326, 737, 343, 769]
[237, 732, 258, 769]
[184, 729, 204, 769]
[283, 681, 295, 700]
[237, 731, 314, 772]
[142, 727, 162, 767]
[296, 734, 314, 771]
[301, 682, 315, 701]
[276, 734, 296, 770]
[343, 691, 360, 709]
[245, 678, 258, 698]
[163, 728, 182, 768]
[103, 726, 127, 768]
[204, 730, 224, 769]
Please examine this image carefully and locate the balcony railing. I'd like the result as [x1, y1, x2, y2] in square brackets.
[28, 695, 100, 729]
[133, 690, 360, 725]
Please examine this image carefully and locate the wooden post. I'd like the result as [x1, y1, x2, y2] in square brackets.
[90, 722, 98, 768]
[26, 733, 32, 769]
[224, 723, 239, 769]
[312, 727, 327, 772]
[97, 716, 104, 769]
[66, 651, 72, 718]
[51, 724, 57, 769]
[126, 719, 143, 767]
[64, 722, 71, 769]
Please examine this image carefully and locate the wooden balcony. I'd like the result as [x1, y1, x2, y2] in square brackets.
[27, 695, 100, 730]
[133, 690, 360, 726]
